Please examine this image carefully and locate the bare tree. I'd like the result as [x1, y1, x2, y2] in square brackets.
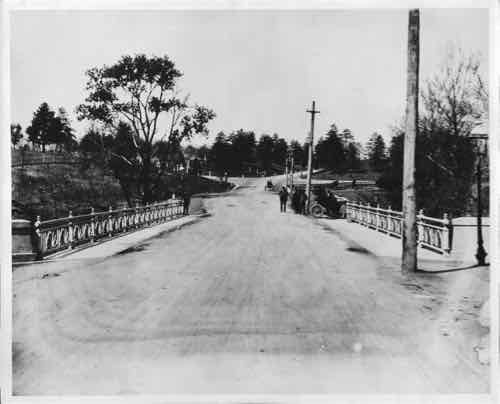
[421, 46, 487, 136]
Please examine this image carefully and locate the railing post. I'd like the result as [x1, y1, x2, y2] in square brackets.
[34, 215, 42, 259]
[108, 205, 113, 237]
[387, 205, 394, 233]
[68, 210, 74, 249]
[135, 203, 140, 228]
[442, 213, 451, 255]
[417, 209, 424, 247]
[90, 207, 95, 242]
[121, 206, 126, 232]
[376, 204, 380, 231]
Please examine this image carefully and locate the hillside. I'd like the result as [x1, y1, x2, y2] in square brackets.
[12, 150, 232, 221]
[12, 163, 126, 220]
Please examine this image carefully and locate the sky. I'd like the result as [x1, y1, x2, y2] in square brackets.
[10, 8, 488, 147]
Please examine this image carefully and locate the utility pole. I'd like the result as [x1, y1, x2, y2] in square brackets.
[402, 9, 420, 272]
[306, 101, 320, 214]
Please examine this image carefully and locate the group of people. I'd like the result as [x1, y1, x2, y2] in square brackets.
[278, 185, 307, 214]
[277, 184, 341, 217]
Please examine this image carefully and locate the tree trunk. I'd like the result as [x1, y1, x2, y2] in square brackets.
[402, 9, 419, 272]
[141, 150, 153, 204]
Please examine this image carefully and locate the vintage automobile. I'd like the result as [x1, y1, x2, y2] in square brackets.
[310, 196, 348, 218]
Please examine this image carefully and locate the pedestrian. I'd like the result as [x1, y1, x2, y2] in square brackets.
[291, 186, 299, 213]
[299, 189, 307, 214]
[279, 186, 288, 212]
[326, 190, 339, 217]
[182, 191, 191, 215]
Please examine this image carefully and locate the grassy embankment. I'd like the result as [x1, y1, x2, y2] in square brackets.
[12, 150, 231, 220]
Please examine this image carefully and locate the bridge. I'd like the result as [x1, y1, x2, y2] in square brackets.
[12, 175, 489, 394]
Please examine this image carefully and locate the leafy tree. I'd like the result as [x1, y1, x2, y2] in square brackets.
[210, 132, 231, 177]
[315, 124, 346, 171]
[289, 140, 306, 169]
[11, 123, 23, 147]
[378, 127, 475, 217]
[26, 102, 56, 151]
[340, 128, 354, 146]
[272, 134, 288, 168]
[108, 122, 141, 206]
[227, 130, 256, 174]
[345, 141, 361, 170]
[77, 54, 215, 203]
[26, 103, 76, 151]
[366, 132, 387, 171]
[54, 108, 77, 151]
[257, 134, 275, 175]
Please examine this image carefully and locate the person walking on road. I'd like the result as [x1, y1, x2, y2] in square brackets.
[279, 186, 289, 213]
[182, 191, 191, 215]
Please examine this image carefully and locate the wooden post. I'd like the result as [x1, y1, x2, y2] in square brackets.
[402, 9, 420, 272]
[306, 101, 320, 214]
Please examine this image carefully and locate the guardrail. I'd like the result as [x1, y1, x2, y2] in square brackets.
[34, 199, 184, 258]
[345, 201, 453, 255]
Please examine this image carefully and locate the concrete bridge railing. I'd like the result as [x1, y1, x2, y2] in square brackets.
[346, 201, 453, 255]
[12, 199, 184, 262]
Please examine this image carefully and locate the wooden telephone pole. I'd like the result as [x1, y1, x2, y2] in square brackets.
[402, 9, 420, 272]
[306, 101, 320, 214]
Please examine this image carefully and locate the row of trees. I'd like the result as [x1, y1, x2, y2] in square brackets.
[13, 54, 216, 205]
[11, 103, 77, 152]
[209, 131, 306, 177]
[193, 127, 388, 178]
[13, 47, 486, 218]
[314, 126, 388, 173]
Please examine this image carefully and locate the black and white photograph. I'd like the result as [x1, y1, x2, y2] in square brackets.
[3, 0, 497, 400]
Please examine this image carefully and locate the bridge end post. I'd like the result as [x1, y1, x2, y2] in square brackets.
[442, 213, 452, 256]
[417, 209, 424, 247]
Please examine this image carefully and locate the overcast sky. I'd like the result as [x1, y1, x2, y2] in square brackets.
[10, 8, 488, 147]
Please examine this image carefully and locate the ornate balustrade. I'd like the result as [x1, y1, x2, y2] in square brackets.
[34, 199, 184, 258]
[345, 201, 453, 255]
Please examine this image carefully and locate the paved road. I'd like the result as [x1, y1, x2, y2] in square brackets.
[13, 177, 489, 394]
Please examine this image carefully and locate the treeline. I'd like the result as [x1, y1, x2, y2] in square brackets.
[11, 103, 77, 152]
[12, 54, 216, 206]
[185, 128, 388, 178]
[206, 131, 307, 177]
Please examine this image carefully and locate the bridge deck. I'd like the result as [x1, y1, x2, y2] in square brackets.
[12, 177, 489, 394]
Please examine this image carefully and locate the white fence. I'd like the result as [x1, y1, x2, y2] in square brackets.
[34, 199, 184, 258]
[345, 202, 453, 255]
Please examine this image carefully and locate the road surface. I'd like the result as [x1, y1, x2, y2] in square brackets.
[13, 177, 489, 394]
